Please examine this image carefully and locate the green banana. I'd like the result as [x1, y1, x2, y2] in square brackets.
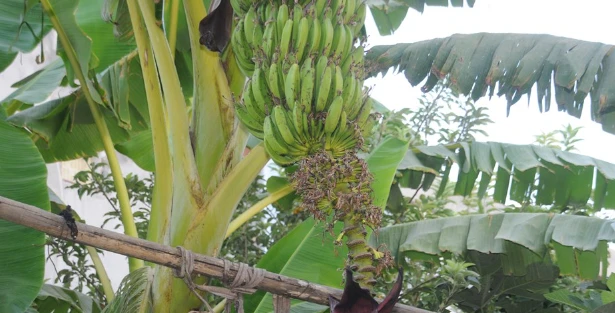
[292, 104, 306, 141]
[307, 17, 321, 57]
[263, 21, 277, 57]
[252, 23, 264, 48]
[243, 82, 265, 117]
[265, 139, 296, 165]
[352, 2, 366, 37]
[360, 113, 377, 138]
[277, 3, 289, 39]
[331, 65, 344, 100]
[323, 7, 333, 20]
[292, 4, 302, 44]
[320, 18, 334, 56]
[300, 56, 313, 79]
[342, 74, 356, 105]
[244, 6, 257, 45]
[251, 68, 270, 114]
[294, 17, 310, 62]
[343, 0, 356, 23]
[342, 45, 363, 73]
[232, 22, 254, 76]
[338, 110, 348, 134]
[230, 0, 243, 14]
[280, 19, 293, 58]
[341, 24, 354, 60]
[331, 22, 347, 60]
[302, 108, 311, 139]
[314, 55, 328, 92]
[348, 86, 366, 120]
[354, 96, 372, 126]
[315, 64, 333, 112]
[285, 63, 300, 110]
[272, 105, 296, 145]
[330, 0, 345, 17]
[268, 62, 283, 100]
[324, 96, 344, 134]
[235, 104, 264, 138]
[264, 115, 290, 155]
[300, 67, 315, 113]
[315, 0, 327, 17]
[264, 3, 277, 22]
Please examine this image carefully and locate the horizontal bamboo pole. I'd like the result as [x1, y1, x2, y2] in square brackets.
[0, 196, 433, 313]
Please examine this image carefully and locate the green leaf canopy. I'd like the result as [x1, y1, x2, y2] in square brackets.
[370, 213, 614, 280]
[398, 141, 615, 210]
[0, 111, 50, 312]
[366, 0, 475, 36]
[366, 33, 615, 134]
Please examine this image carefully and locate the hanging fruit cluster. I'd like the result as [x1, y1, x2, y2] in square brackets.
[230, 0, 387, 288]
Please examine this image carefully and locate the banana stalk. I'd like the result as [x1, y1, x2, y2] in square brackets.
[230, 0, 385, 289]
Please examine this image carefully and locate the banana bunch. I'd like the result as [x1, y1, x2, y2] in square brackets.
[230, 0, 387, 288]
[232, 0, 366, 76]
[231, 0, 373, 165]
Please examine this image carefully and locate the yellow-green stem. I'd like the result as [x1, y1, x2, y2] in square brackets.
[225, 184, 294, 238]
[85, 246, 114, 302]
[40, 0, 142, 271]
[167, 0, 181, 58]
[136, 0, 196, 175]
[184, 143, 269, 250]
[126, 0, 173, 245]
[183, 0, 236, 192]
[343, 215, 376, 288]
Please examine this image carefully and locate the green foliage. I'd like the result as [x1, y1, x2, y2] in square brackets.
[370, 80, 493, 149]
[30, 284, 102, 313]
[3, 1, 615, 312]
[0, 111, 50, 313]
[39, 159, 154, 308]
[46, 239, 106, 306]
[365, 0, 475, 36]
[366, 33, 615, 135]
[68, 160, 153, 239]
[101, 267, 153, 313]
[535, 123, 584, 152]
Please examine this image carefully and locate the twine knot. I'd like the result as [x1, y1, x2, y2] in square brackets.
[173, 246, 265, 313]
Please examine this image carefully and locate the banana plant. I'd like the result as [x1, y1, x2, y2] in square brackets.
[3, 0, 615, 312]
[1, 0, 404, 310]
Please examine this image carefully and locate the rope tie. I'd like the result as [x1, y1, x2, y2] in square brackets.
[174, 246, 266, 313]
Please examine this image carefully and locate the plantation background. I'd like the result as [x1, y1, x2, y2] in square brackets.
[2, 0, 615, 300]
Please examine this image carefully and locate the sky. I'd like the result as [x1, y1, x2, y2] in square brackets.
[363, 0, 615, 164]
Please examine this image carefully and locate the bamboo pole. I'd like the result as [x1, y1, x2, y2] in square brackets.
[0, 196, 433, 313]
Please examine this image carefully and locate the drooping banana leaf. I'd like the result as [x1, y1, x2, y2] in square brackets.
[0, 0, 53, 73]
[46, 0, 135, 81]
[6, 53, 151, 164]
[32, 284, 102, 313]
[453, 262, 560, 312]
[0, 110, 50, 313]
[366, 0, 475, 36]
[397, 141, 615, 210]
[366, 33, 615, 134]
[1, 58, 66, 114]
[370, 213, 613, 280]
[543, 289, 603, 312]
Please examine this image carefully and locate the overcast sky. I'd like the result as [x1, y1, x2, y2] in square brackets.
[363, 0, 615, 164]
